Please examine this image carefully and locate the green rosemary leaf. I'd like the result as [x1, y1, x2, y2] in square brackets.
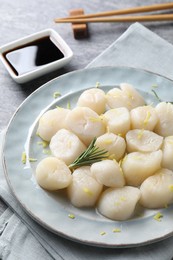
[69, 137, 108, 170]
[151, 89, 173, 104]
[151, 89, 162, 102]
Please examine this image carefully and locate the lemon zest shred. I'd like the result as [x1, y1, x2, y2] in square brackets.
[53, 91, 61, 99]
[67, 140, 72, 148]
[112, 228, 121, 233]
[68, 214, 75, 219]
[118, 159, 123, 167]
[118, 159, 124, 174]
[168, 185, 173, 192]
[100, 231, 106, 236]
[83, 187, 93, 196]
[36, 132, 41, 137]
[43, 149, 51, 155]
[29, 157, 37, 162]
[143, 111, 151, 126]
[89, 117, 102, 123]
[120, 196, 126, 202]
[56, 106, 63, 110]
[103, 139, 113, 145]
[106, 126, 110, 133]
[151, 84, 158, 88]
[153, 212, 163, 222]
[67, 101, 71, 109]
[37, 140, 49, 148]
[137, 129, 144, 139]
[21, 152, 37, 164]
[95, 82, 100, 88]
[126, 91, 134, 100]
[21, 152, 27, 164]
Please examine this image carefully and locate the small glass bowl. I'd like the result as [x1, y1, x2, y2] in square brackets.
[0, 29, 73, 83]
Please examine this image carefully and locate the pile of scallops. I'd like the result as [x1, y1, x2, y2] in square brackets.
[35, 83, 173, 221]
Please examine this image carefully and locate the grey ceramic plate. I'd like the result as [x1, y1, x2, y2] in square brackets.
[3, 66, 173, 248]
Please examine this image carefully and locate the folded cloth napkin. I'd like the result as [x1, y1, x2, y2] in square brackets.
[1, 23, 173, 260]
[87, 22, 173, 81]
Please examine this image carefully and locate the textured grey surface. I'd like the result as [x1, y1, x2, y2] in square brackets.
[1, 0, 173, 131]
[0, 0, 173, 213]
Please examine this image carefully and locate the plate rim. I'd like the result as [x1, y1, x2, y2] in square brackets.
[3, 65, 173, 248]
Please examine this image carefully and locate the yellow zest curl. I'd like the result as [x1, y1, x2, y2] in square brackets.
[153, 212, 163, 222]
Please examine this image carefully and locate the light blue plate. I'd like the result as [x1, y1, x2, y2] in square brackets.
[3, 66, 173, 248]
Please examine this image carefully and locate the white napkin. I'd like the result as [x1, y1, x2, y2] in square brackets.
[1, 23, 173, 260]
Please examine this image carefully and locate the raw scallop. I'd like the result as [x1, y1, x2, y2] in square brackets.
[97, 186, 141, 220]
[65, 107, 105, 146]
[50, 129, 86, 165]
[95, 133, 126, 161]
[154, 102, 173, 137]
[67, 166, 103, 207]
[140, 168, 173, 208]
[103, 107, 130, 136]
[37, 108, 70, 141]
[162, 136, 173, 170]
[77, 88, 106, 114]
[36, 157, 72, 191]
[130, 105, 158, 131]
[126, 129, 163, 153]
[91, 159, 125, 188]
[122, 150, 162, 186]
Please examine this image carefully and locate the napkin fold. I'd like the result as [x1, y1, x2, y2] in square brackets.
[87, 22, 173, 81]
[1, 23, 173, 260]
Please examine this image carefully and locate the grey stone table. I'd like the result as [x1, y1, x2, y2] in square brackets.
[0, 0, 173, 218]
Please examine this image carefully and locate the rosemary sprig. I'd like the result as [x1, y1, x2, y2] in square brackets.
[151, 89, 173, 104]
[69, 137, 108, 170]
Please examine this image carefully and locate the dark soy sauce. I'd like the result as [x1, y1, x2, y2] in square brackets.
[3, 36, 64, 76]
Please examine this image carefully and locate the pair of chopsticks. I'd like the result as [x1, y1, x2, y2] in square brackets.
[54, 2, 173, 23]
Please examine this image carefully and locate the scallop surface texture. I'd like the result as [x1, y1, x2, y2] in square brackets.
[162, 136, 173, 170]
[120, 83, 145, 110]
[50, 129, 86, 165]
[140, 168, 173, 208]
[67, 166, 103, 207]
[65, 107, 105, 145]
[37, 108, 70, 141]
[122, 150, 162, 186]
[154, 102, 173, 137]
[97, 186, 141, 220]
[77, 88, 106, 114]
[95, 133, 126, 161]
[126, 129, 163, 153]
[103, 107, 130, 136]
[35, 157, 72, 191]
[106, 88, 129, 109]
[130, 105, 158, 131]
[91, 159, 125, 188]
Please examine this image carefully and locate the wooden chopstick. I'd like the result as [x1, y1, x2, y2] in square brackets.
[55, 2, 173, 22]
[55, 13, 173, 24]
